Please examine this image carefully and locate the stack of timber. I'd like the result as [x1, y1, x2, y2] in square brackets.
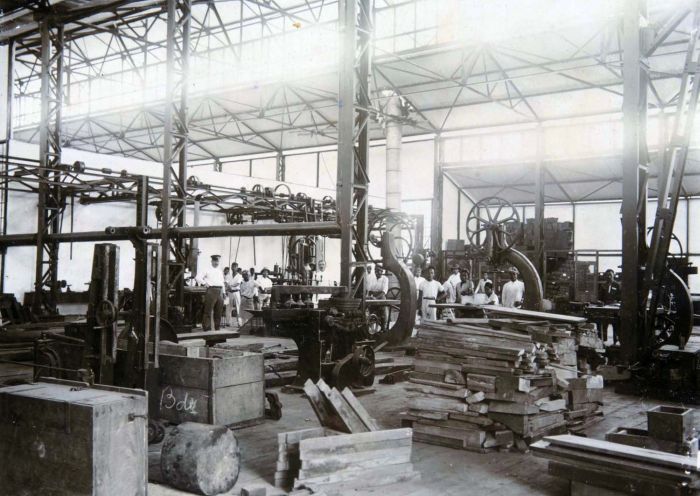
[483, 306, 605, 374]
[532, 434, 700, 496]
[566, 375, 604, 432]
[404, 321, 569, 450]
[280, 380, 419, 494]
[292, 428, 419, 494]
[406, 317, 610, 450]
[274, 427, 336, 490]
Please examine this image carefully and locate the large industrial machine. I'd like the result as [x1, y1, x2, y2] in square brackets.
[460, 196, 545, 311]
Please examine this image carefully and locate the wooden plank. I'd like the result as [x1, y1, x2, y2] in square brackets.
[488, 400, 540, 415]
[316, 380, 369, 434]
[408, 377, 463, 390]
[300, 437, 412, 459]
[412, 422, 486, 448]
[481, 306, 587, 324]
[340, 388, 380, 431]
[298, 446, 411, 478]
[531, 441, 699, 483]
[302, 379, 348, 433]
[410, 396, 469, 414]
[543, 435, 700, 473]
[299, 428, 412, 453]
[550, 461, 685, 496]
[406, 384, 470, 399]
[297, 462, 418, 491]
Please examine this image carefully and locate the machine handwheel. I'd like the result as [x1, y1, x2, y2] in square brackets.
[148, 418, 166, 444]
[465, 197, 521, 251]
[353, 345, 375, 387]
[95, 300, 117, 327]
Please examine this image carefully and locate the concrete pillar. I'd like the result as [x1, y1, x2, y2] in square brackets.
[384, 92, 403, 213]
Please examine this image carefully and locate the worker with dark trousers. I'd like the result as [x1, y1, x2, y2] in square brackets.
[197, 254, 225, 331]
[595, 269, 621, 344]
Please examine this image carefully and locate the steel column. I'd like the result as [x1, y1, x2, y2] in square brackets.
[33, 19, 65, 315]
[430, 135, 443, 254]
[161, 0, 191, 314]
[337, 0, 372, 302]
[534, 125, 545, 274]
[620, 0, 647, 362]
[1, 40, 14, 293]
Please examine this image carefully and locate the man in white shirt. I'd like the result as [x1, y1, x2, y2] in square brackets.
[483, 281, 499, 305]
[225, 263, 243, 326]
[196, 255, 225, 331]
[501, 267, 525, 308]
[367, 266, 390, 330]
[418, 267, 444, 321]
[239, 270, 259, 324]
[441, 278, 456, 320]
[475, 271, 493, 294]
[447, 265, 461, 290]
[257, 268, 273, 309]
[457, 270, 475, 304]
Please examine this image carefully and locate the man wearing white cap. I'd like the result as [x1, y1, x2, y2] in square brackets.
[501, 267, 525, 308]
[196, 254, 225, 331]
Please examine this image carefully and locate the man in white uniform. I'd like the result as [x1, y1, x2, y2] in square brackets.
[447, 265, 461, 290]
[483, 282, 499, 305]
[501, 267, 525, 308]
[196, 254, 225, 331]
[225, 264, 243, 326]
[441, 277, 456, 320]
[457, 270, 475, 304]
[257, 268, 273, 308]
[239, 270, 259, 324]
[418, 267, 444, 321]
[475, 271, 493, 294]
[367, 266, 390, 330]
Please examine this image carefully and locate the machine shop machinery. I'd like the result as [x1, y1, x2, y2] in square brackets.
[261, 232, 417, 390]
[464, 197, 545, 311]
[33, 236, 170, 441]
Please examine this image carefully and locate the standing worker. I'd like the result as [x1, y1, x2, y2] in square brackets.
[239, 270, 259, 325]
[226, 263, 243, 327]
[367, 265, 390, 330]
[222, 267, 231, 327]
[196, 254, 225, 331]
[257, 268, 273, 308]
[418, 267, 444, 321]
[501, 267, 525, 308]
[447, 265, 461, 289]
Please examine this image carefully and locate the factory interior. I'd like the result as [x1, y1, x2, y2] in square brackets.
[2, 0, 700, 495]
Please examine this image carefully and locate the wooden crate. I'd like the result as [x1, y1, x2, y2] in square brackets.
[0, 379, 148, 496]
[157, 348, 264, 426]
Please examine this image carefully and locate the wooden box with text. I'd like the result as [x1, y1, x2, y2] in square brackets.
[157, 348, 264, 426]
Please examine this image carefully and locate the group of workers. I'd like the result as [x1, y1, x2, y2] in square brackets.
[196, 255, 274, 331]
[415, 265, 526, 321]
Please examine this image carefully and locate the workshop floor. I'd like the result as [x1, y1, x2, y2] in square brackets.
[147, 337, 700, 496]
[2, 334, 697, 496]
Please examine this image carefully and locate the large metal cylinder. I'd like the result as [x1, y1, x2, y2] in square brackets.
[160, 422, 240, 495]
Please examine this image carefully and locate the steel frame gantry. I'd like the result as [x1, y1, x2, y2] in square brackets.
[160, 0, 191, 316]
[337, 0, 372, 305]
[33, 17, 65, 315]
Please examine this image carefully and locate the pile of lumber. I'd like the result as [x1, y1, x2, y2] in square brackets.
[532, 434, 700, 496]
[287, 379, 419, 494]
[275, 427, 335, 490]
[291, 428, 419, 494]
[565, 374, 604, 432]
[403, 320, 571, 450]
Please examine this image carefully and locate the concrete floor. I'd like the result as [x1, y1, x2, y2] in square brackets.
[3, 333, 697, 496]
[148, 339, 700, 496]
